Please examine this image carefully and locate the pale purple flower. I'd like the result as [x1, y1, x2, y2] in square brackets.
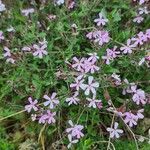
[0, 31, 4, 42]
[132, 32, 147, 46]
[21, 8, 35, 16]
[0, 1, 6, 12]
[86, 95, 102, 108]
[70, 75, 85, 91]
[139, 0, 146, 5]
[107, 122, 123, 138]
[124, 111, 138, 127]
[45, 110, 56, 124]
[120, 39, 136, 54]
[72, 57, 85, 72]
[88, 52, 99, 63]
[66, 92, 80, 105]
[111, 73, 121, 85]
[86, 32, 93, 39]
[33, 41, 48, 58]
[22, 46, 31, 52]
[132, 89, 147, 105]
[102, 49, 113, 65]
[146, 29, 150, 39]
[83, 59, 100, 74]
[3, 47, 11, 57]
[133, 16, 144, 23]
[127, 84, 137, 93]
[138, 7, 149, 15]
[67, 134, 79, 149]
[38, 113, 48, 124]
[93, 30, 110, 46]
[66, 120, 84, 139]
[6, 58, 15, 64]
[43, 92, 59, 109]
[94, 13, 108, 26]
[108, 46, 120, 59]
[136, 109, 144, 120]
[80, 76, 99, 95]
[25, 97, 38, 113]
[97, 101, 103, 109]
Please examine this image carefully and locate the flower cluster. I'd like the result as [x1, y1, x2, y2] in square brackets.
[133, 0, 149, 23]
[22, 39, 48, 59]
[86, 12, 110, 46]
[66, 120, 84, 148]
[3, 47, 15, 64]
[102, 29, 150, 64]
[24, 93, 59, 124]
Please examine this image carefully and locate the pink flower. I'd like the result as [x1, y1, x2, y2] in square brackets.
[80, 76, 99, 95]
[136, 109, 144, 120]
[66, 92, 80, 105]
[83, 59, 100, 74]
[133, 16, 144, 24]
[88, 52, 99, 63]
[43, 92, 59, 109]
[107, 122, 123, 138]
[72, 57, 85, 72]
[94, 13, 108, 26]
[70, 75, 85, 91]
[22, 46, 31, 51]
[33, 41, 48, 58]
[67, 134, 78, 149]
[25, 97, 38, 113]
[45, 110, 56, 124]
[132, 89, 147, 105]
[86, 95, 102, 108]
[66, 120, 84, 139]
[120, 39, 136, 54]
[124, 111, 138, 127]
[21, 8, 35, 16]
[0, 31, 4, 42]
[68, 1, 75, 9]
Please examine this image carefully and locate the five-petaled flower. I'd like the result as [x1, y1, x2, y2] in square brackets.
[33, 41, 48, 58]
[66, 120, 84, 139]
[66, 92, 80, 106]
[25, 97, 38, 113]
[80, 76, 99, 95]
[43, 92, 59, 109]
[86, 95, 102, 108]
[107, 122, 123, 138]
[94, 12, 108, 26]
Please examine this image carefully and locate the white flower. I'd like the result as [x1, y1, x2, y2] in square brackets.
[107, 122, 123, 138]
[67, 134, 79, 149]
[0, 0, 6, 12]
[54, 0, 64, 6]
[21, 8, 34, 16]
[80, 76, 99, 95]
